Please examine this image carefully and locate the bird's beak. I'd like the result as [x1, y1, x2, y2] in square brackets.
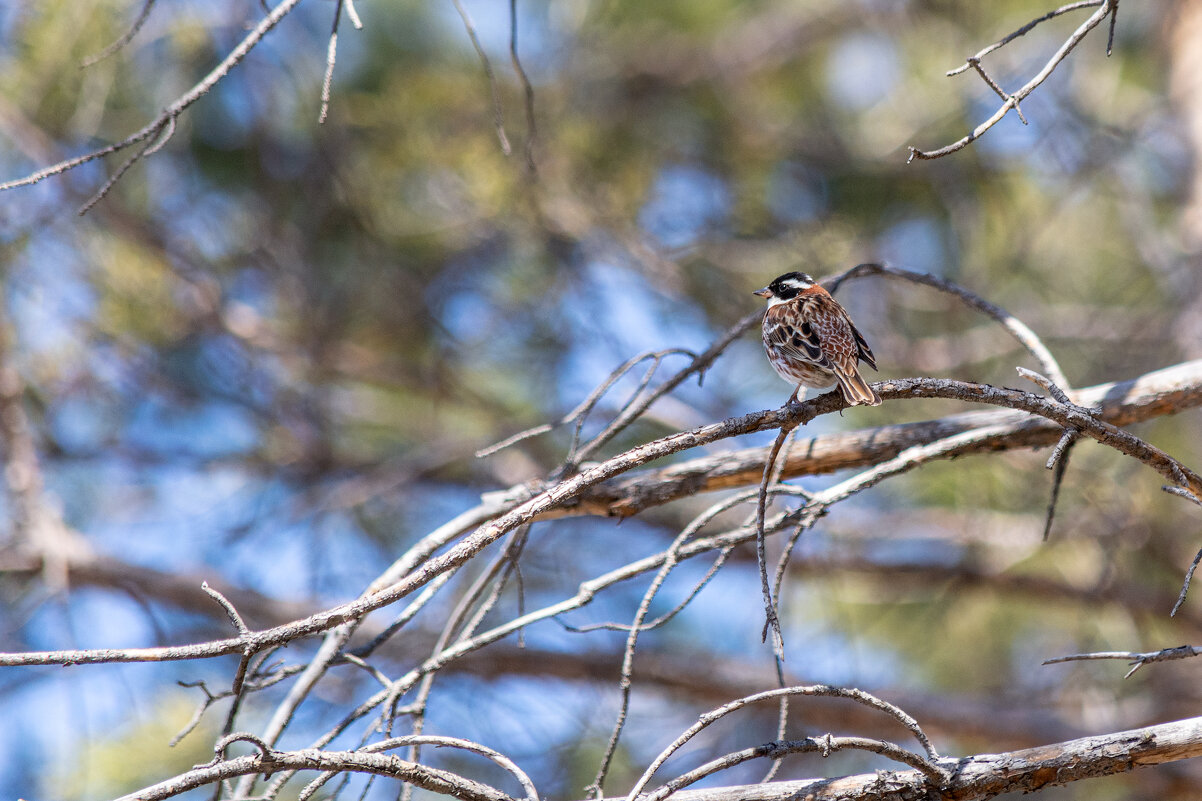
[753, 287, 772, 298]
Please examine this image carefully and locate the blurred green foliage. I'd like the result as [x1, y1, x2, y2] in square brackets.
[1, 0, 1200, 798]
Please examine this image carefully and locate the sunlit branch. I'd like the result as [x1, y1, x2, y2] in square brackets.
[908, 0, 1120, 161]
[0, 0, 307, 208]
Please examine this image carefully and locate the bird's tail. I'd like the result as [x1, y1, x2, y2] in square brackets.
[837, 369, 882, 407]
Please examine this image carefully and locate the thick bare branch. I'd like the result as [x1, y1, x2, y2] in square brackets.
[3, 367, 1200, 669]
[566, 358, 1202, 519]
[603, 716, 1202, 801]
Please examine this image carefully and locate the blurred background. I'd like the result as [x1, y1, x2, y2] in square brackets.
[2, 0, 1202, 798]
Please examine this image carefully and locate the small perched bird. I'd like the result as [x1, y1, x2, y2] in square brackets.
[754, 271, 882, 407]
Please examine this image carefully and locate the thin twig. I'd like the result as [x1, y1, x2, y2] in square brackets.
[1173, 546, 1202, 617]
[318, 29, 339, 124]
[353, 571, 457, 659]
[1, 0, 307, 201]
[909, 0, 1119, 160]
[339, 654, 393, 689]
[1042, 432, 1076, 540]
[80, 0, 159, 67]
[625, 684, 939, 801]
[450, 0, 512, 155]
[203, 582, 250, 636]
[755, 425, 796, 657]
[172, 681, 217, 747]
[1044, 644, 1202, 678]
[508, 0, 537, 174]
[558, 545, 734, 634]
[345, 0, 363, 30]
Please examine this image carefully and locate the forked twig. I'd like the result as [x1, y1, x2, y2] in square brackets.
[1, 0, 307, 207]
[78, 114, 177, 215]
[1015, 366, 1099, 539]
[1044, 644, 1202, 678]
[625, 684, 940, 801]
[476, 349, 695, 460]
[909, 0, 1120, 161]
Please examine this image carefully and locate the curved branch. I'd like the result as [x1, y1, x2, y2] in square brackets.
[297, 736, 539, 801]
[113, 745, 517, 801]
[603, 715, 1202, 801]
[828, 263, 1070, 389]
[643, 736, 945, 801]
[628, 685, 939, 800]
[2, 369, 1199, 669]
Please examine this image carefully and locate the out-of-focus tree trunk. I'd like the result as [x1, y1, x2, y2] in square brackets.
[1168, 0, 1202, 355]
[1170, 1, 1202, 245]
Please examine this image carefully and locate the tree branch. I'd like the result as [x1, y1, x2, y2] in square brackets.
[113, 744, 517, 801]
[909, 0, 1119, 161]
[2, 368, 1200, 668]
[0, 0, 306, 207]
[566, 358, 1202, 519]
[599, 716, 1202, 801]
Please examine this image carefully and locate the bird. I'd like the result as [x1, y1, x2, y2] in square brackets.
[754, 271, 882, 407]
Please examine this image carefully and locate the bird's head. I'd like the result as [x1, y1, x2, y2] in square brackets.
[753, 272, 816, 303]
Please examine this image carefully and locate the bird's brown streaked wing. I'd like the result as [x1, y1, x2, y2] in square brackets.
[764, 302, 832, 368]
[812, 297, 882, 406]
[805, 294, 862, 376]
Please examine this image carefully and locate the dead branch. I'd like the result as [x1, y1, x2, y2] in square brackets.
[829, 263, 1071, 389]
[3, 366, 1200, 670]
[113, 742, 518, 801]
[570, 358, 1202, 519]
[1044, 645, 1202, 678]
[628, 685, 939, 801]
[0, 0, 306, 210]
[909, 0, 1120, 161]
[600, 716, 1202, 801]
